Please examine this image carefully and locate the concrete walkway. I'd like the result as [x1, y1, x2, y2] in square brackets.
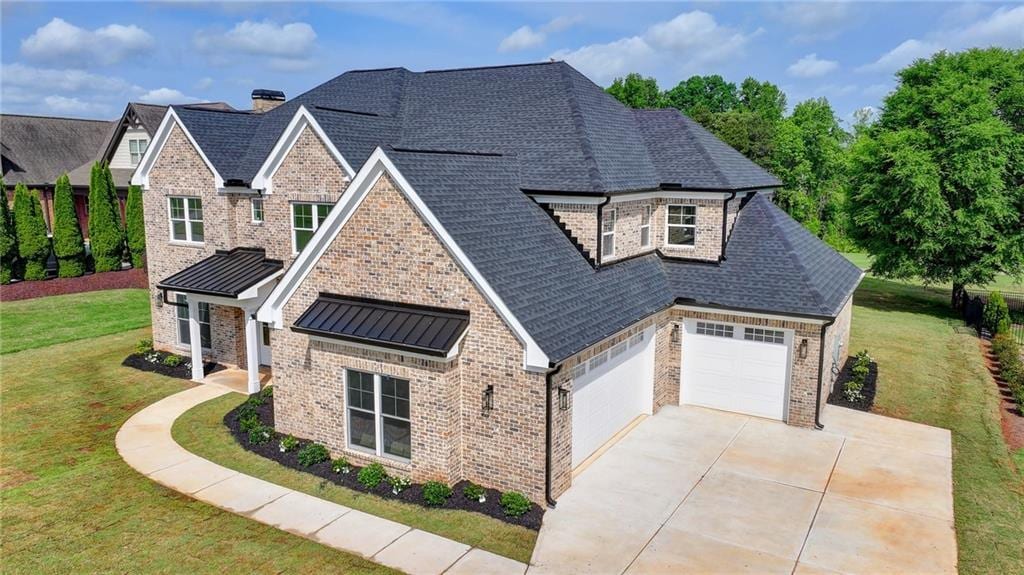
[116, 385, 527, 575]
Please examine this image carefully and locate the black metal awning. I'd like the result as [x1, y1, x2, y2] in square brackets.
[157, 247, 284, 298]
[292, 294, 470, 357]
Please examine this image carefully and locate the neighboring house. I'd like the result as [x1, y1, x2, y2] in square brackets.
[132, 62, 863, 504]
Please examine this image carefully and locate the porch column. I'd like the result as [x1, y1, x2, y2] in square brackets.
[244, 308, 261, 394]
[187, 297, 205, 382]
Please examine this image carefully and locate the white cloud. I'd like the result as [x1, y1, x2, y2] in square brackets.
[787, 53, 839, 78]
[195, 77, 214, 91]
[550, 10, 755, 83]
[1, 63, 136, 93]
[498, 16, 581, 53]
[20, 17, 154, 67]
[137, 88, 199, 105]
[41, 95, 111, 116]
[195, 20, 317, 66]
[858, 39, 940, 73]
[768, 2, 855, 42]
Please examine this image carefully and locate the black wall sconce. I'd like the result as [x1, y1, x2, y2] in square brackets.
[482, 385, 494, 411]
[558, 386, 570, 411]
[799, 338, 808, 359]
[671, 323, 681, 344]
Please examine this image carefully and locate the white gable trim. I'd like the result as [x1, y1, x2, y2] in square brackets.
[256, 147, 550, 371]
[130, 107, 225, 190]
[250, 105, 355, 193]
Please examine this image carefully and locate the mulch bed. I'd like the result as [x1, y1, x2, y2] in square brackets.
[979, 338, 1024, 451]
[0, 268, 149, 302]
[827, 355, 879, 412]
[122, 351, 224, 380]
[224, 395, 545, 530]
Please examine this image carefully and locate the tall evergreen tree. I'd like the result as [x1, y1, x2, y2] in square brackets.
[125, 185, 146, 269]
[88, 162, 124, 273]
[12, 183, 51, 281]
[0, 179, 17, 284]
[52, 173, 86, 277]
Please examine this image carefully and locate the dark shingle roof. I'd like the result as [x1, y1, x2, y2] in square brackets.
[1, 114, 114, 186]
[157, 247, 283, 297]
[293, 295, 470, 357]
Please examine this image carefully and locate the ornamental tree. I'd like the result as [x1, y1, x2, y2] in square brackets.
[88, 162, 124, 272]
[52, 173, 86, 277]
[125, 185, 146, 269]
[0, 179, 17, 284]
[848, 48, 1024, 304]
[13, 183, 50, 280]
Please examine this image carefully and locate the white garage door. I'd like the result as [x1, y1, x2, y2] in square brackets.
[572, 327, 655, 468]
[680, 320, 791, 420]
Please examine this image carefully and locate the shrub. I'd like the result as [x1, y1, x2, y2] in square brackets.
[162, 354, 183, 367]
[13, 184, 50, 281]
[331, 457, 352, 474]
[297, 443, 330, 466]
[248, 424, 273, 445]
[357, 463, 387, 489]
[279, 435, 299, 453]
[52, 174, 86, 277]
[135, 338, 154, 354]
[238, 413, 261, 432]
[463, 482, 486, 503]
[422, 481, 452, 506]
[88, 162, 124, 273]
[259, 385, 273, 400]
[125, 184, 145, 269]
[499, 491, 531, 517]
[387, 475, 411, 494]
[0, 177, 17, 284]
[983, 292, 1012, 335]
[843, 349, 872, 402]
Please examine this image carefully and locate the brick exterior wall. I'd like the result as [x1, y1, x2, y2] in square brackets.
[601, 199, 655, 263]
[272, 173, 548, 502]
[653, 198, 724, 261]
[549, 203, 597, 257]
[823, 295, 854, 400]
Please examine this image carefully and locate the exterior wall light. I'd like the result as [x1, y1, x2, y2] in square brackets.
[482, 385, 494, 411]
[558, 386, 570, 411]
[799, 338, 809, 359]
[671, 323, 681, 344]
[154, 289, 164, 308]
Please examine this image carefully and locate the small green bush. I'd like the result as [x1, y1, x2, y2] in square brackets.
[235, 402, 259, 422]
[135, 338, 153, 354]
[422, 481, 452, 506]
[279, 435, 299, 453]
[991, 333, 1024, 413]
[162, 354, 183, 367]
[983, 292, 1012, 335]
[387, 475, 411, 494]
[297, 443, 330, 466]
[462, 482, 486, 502]
[248, 424, 274, 445]
[357, 463, 387, 489]
[259, 385, 273, 400]
[331, 457, 352, 474]
[238, 413, 261, 432]
[499, 491, 531, 517]
[843, 349, 872, 402]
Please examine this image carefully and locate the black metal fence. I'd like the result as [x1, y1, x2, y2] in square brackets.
[959, 288, 1024, 344]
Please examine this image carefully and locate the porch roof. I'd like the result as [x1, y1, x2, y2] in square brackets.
[291, 294, 470, 357]
[157, 247, 283, 298]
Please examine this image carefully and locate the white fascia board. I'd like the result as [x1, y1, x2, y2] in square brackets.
[250, 105, 355, 193]
[256, 147, 550, 371]
[529, 194, 606, 205]
[131, 107, 225, 190]
[673, 303, 829, 325]
[610, 190, 750, 204]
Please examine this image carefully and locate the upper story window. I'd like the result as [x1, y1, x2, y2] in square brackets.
[640, 205, 651, 248]
[346, 369, 411, 461]
[129, 138, 149, 166]
[601, 208, 616, 258]
[169, 197, 203, 243]
[667, 205, 696, 247]
[251, 198, 264, 223]
[291, 203, 331, 253]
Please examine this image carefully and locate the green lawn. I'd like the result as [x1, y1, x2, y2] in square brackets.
[850, 277, 1024, 574]
[0, 289, 151, 354]
[843, 252, 1024, 293]
[173, 394, 538, 564]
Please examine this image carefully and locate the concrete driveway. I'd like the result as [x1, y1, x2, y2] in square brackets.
[530, 404, 956, 575]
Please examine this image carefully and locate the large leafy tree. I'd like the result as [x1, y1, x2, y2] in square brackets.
[0, 180, 17, 284]
[849, 48, 1024, 302]
[664, 75, 739, 124]
[88, 162, 124, 273]
[125, 185, 146, 269]
[605, 73, 666, 109]
[12, 183, 51, 281]
[52, 173, 86, 277]
[738, 78, 787, 123]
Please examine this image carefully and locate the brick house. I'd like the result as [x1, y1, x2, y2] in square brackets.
[132, 62, 862, 505]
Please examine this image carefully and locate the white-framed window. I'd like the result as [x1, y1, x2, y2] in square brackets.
[251, 198, 264, 223]
[744, 327, 785, 344]
[695, 321, 733, 338]
[601, 208, 616, 258]
[168, 197, 203, 243]
[292, 202, 331, 253]
[609, 341, 628, 360]
[640, 205, 651, 248]
[175, 294, 211, 349]
[667, 205, 697, 247]
[629, 331, 645, 347]
[129, 138, 149, 166]
[589, 351, 609, 371]
[346, 369, 411, 461]
[571, 363, 587, 380]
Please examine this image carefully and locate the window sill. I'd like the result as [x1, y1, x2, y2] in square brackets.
[664, 244, 696, 250]
[169, 240, 205, 248]
[344, 445, 413, 470]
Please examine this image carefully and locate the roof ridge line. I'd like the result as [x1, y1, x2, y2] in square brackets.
[557, 63, 605, 193]
[677, 114, 730, 188]
[422, 61, 557, 74]
[0, 113, 112, 123]
[758, 197, 830, 313]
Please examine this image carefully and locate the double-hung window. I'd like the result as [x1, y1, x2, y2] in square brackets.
[251, 198, 264, 223]
[667, 205, 696, 247]
[175, 294, 211, 349]
[640, 205, 651, 247]
[601, 208, 616, 258]
[346, 369, 411, 460]
[292, 203, 331, 253]
[169, 197, 204, 243]
[129, 138, 149, 165]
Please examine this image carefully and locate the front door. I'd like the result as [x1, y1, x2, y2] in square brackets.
[259, 322, 273, 366]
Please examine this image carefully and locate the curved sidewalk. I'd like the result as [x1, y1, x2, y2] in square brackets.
[116, 384, 527, 575]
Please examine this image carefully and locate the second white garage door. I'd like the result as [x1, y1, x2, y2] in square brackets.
[571, 326, 655, 468]
[680, 320, 792, 420]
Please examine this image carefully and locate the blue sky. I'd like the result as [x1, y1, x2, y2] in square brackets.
[2, 2, 1021, 126]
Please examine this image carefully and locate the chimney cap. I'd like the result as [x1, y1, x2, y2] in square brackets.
[251, 89, 285, 101]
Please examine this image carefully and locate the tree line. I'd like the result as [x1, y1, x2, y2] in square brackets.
[0, 163, 146, 284]
[607, 47, 1024, 299]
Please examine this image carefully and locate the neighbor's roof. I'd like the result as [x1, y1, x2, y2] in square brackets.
[172, 62, 781, 193]
[157, 247, 283, 297]
[1, 114, 114, 187]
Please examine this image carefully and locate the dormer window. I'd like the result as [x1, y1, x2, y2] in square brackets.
[129, 138, 149, 166]
[667, 205, 696, 247]
[601, 208, 616, 258]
